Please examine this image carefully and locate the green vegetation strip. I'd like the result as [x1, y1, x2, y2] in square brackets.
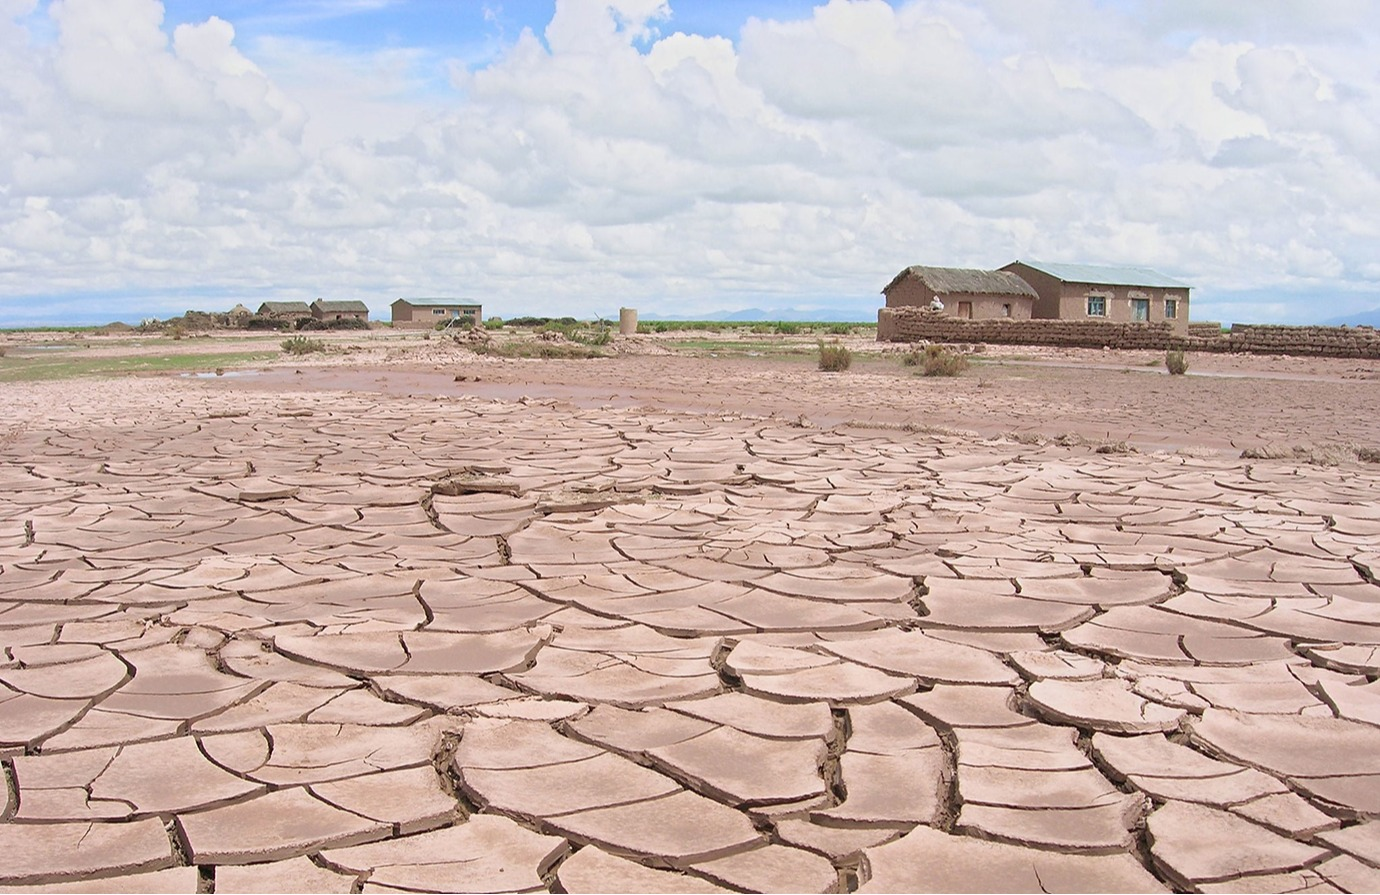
[639, 320, 873, 335]
[661, 339, 818, 356]
[0, 351, 276, 382]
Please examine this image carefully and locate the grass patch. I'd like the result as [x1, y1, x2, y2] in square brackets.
[0, 351, 274, 382]
[473, 341, 605, 359]
[662, 339, 816, 357]
[818, 340, 852, 372]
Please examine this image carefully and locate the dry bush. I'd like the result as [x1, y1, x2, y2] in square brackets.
[1165, 349, 1189, 375]
[281, 335, 327, 355]
[918, 344, 968, 377]
[817, 340, 852, 372]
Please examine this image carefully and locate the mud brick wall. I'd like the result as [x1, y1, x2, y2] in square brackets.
[877, 308, 1186, 350]
[1187, 322, 1224, 339]
[1213, 324, 1380, 358]
[879, 308, 1380, 359]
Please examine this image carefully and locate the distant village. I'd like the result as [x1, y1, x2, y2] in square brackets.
[135, 258, 1377, 359]
[149, 297, 484, 332]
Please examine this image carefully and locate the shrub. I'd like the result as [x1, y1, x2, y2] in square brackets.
[818, 340, 852, 372]
[825, 323, 853, 336]
[281, 335, 326, 355]
[775, 322, 801, 335]
[918, 344, 968, 377]
[1165, 349, 1189, 375]
[304, 317, 366, 331]
[483, 317, 504, 330]
[244, 315, 290, 331]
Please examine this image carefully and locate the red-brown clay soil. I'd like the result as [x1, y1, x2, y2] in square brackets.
[1, 333, 1379, 892]
[240, 337, 1380, 454]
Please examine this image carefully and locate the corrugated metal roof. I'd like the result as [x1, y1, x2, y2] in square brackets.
[392, 297, 482, 307]
[1010, 260, 1190, 289]
[884, 266, 1037, 297]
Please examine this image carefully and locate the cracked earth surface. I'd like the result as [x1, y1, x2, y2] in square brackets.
[2, 372, 1379, 893]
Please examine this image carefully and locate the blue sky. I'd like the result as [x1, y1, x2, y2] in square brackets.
[2, 0, 1379, 326]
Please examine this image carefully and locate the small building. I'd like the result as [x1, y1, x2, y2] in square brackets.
[1002, 261, 1190, 332]
[882, 266, 1037, 320]
[256, 301, 312, 321]
[391, 298, 483, 329]
[310, 299, 369, 322]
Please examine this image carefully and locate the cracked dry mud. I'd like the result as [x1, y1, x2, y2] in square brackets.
[1, 374, 1379, 894]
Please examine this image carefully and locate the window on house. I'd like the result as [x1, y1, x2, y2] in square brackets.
[1165, 299, 1178, 319]
[432, 308, 447, 315]
[1002, 303, 1012, 317]
[1087, 296, 1107, 317]
[1132, 298, 1149, 321]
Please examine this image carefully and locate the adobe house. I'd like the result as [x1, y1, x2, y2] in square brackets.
[1002, 261, 1190, 332]
[256, 301, 312, 322]
[391, 298, 483, 329]
[882, 266, 1037, 319]
[310, 299, 370, 322]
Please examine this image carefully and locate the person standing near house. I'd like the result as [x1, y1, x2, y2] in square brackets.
[929, 296, 945, 312]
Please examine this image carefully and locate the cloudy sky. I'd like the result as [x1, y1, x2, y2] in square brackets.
[2, 0, 1378, 325]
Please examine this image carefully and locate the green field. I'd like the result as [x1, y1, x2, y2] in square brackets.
[0, 350, 277, 382]
[637, 320, 873, 335]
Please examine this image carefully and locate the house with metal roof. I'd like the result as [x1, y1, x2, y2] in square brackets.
[310, 299, 370, 322]
[1002, 261, 1191, 332]
[882, 266, 1037, 320]
[391, 298, 483, 329]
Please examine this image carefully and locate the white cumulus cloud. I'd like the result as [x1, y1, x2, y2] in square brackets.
[1, 0, 1378, 324]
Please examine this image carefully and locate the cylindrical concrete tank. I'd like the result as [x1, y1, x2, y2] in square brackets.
[619, 307, 638, 335]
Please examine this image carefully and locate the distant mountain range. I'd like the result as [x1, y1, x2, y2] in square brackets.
[1322, 308, 1380, 327]
[641, 306, 876, 323]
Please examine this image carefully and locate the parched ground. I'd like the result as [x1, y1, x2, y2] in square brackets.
[2, 336, 1380, 893]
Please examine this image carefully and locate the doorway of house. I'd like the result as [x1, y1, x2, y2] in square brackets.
[957, 301, 973, 319]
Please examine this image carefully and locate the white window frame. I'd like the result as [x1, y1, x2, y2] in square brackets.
[1165, 298, 1178, 319]
[1131, 298, 1150, 322]
[1086, 295, 1108, 317]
